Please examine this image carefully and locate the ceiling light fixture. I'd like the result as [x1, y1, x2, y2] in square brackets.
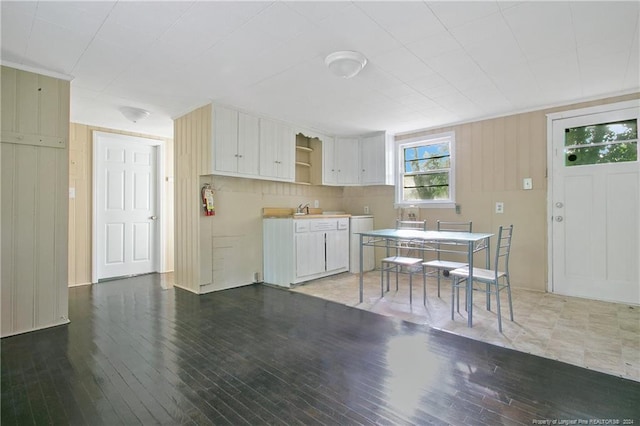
[119, 106, 150, 123]
[325, 50, 368, 79]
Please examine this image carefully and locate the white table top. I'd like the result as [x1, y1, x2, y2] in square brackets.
[357, 228, 493, 242]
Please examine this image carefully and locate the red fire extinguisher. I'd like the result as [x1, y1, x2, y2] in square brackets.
[201, 183, 215, 216]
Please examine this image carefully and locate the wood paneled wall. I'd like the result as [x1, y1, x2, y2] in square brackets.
[68, 124, 174, 286]
[1, 66, 70, 337]
[174, 104, 211, 293]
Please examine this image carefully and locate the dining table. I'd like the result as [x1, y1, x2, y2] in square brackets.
[357, 228, 493, 327]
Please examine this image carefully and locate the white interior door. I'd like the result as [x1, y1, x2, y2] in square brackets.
[549, 102, 639, 304]
[95, 134, 158, 280]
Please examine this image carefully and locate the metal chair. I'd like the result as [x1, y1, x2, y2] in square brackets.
[449, 225, 514, 332]
[395, 219, 428, 231]
[380, 219, 427, 304]
[422, 221, 473, 297]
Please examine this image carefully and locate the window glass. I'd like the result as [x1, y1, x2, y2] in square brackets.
[404, 142, 450, 172]
[565, 119, 637, 166]
[396, 132, 455, 206]
[402, 172, 450, 200]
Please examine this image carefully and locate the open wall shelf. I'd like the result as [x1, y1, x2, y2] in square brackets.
[295, 133, 322, 185]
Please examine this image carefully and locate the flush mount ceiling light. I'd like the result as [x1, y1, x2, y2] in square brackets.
[325, 50, 368, 79]
[119, 106, 150, 123]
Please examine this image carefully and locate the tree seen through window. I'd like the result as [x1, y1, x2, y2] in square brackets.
[565, 119, 637, 166]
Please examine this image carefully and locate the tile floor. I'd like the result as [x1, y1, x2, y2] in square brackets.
[290, 271, 640, 382]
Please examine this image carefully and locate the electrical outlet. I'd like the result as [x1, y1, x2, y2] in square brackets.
[364, 205, 370, 214]
[495, 202, 504, 214]
[455, 204, 461, 214]
[314, 200, 319, 208]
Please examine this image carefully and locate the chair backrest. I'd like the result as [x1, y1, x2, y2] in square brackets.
[396, 219, 427, 230]
[436, 220, 472, 232]
[493, 225, 514, 275]
[395, 219, 427, 258]
[435, 221, 472, 259]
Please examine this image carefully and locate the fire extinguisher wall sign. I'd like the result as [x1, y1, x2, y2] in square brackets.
[201, 183, 215, 216]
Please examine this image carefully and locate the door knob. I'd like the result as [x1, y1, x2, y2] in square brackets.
[150, 215, 157, 220]
[555, 216, 563, 222]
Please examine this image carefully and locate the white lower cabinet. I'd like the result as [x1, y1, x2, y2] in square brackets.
[326, 226, 349, 271]
[295, 231, 325, 278]
[263, 217, 349, 287]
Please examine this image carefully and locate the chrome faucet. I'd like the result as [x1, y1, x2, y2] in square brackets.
[297, 203, 310, 214]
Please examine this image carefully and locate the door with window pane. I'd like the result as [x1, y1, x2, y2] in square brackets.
[550, 104, 639, 304]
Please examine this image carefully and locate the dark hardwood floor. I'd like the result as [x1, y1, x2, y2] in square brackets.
[2, 274, 639, 425]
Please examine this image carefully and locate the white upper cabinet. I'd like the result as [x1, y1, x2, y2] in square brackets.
[237, 113, 260, 175]
[335, 137, 360, 185]
[322, 135, 337, 185]
[213, 105, 239, 174]
[213, 106, 260, 177]
[211, 103, 392, 186]
[359, 132, 394, 186]
[323, 132, 393, 186]
[324, 137, 360, 185]
[259, 118, 295, 181]
[212, 104, 295, 181]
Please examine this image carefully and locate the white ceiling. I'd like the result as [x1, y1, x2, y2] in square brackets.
[2, 1, 639, 139]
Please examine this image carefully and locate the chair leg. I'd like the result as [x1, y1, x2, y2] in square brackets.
[381, 265, 384, 297]
[386, 267, 390, 292]
[395, 267, 399, 291]
[409, 273, 413, 304]
[494, 280, 502, 332]
[506, 275, 514, 321]
[436, 273, 441, 298]
[423, 267, 427, 305]
[451, 277, 456, 320]
[486, 283, 491, 311]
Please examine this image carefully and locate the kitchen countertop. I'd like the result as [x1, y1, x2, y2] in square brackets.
[293, 214, 351, 219]
[262, 214, 351, 219]
[262, 207, 350, 219]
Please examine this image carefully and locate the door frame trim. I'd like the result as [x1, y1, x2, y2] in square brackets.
[545, 99, 640, 294]
[91, 131, 167, 283]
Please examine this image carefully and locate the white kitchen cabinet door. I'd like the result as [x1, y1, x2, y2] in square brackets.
[322, 135, 338, 185]
[237, 113, 259, 176]
[295, 232, 326, 278]
[335, 137, 360, 185]
[360, 133, 387, 185]
[259, 118, 294, 180]
[213, 105, 239, 173]
[326, 230, 349, 272]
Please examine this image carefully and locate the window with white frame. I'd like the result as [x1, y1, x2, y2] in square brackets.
[395, 131, 455, 207]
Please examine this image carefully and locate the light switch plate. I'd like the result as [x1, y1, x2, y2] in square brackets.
[523, 178, 533, 190]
